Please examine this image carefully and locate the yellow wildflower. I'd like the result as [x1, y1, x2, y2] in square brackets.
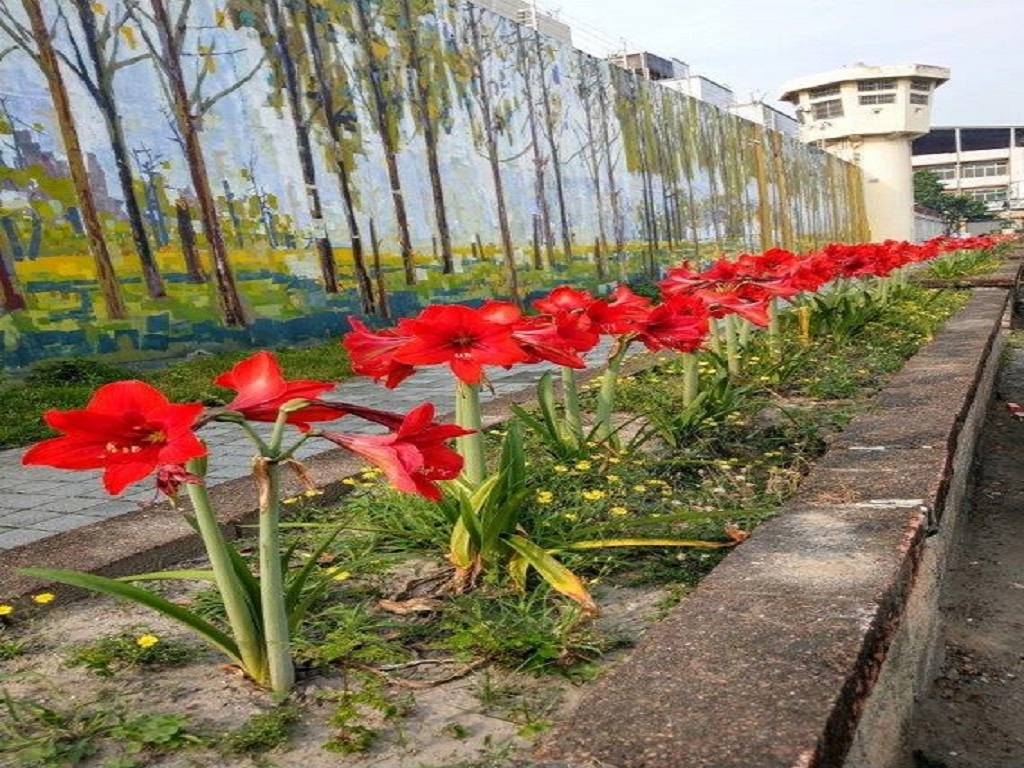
[325, 567, 352, 582]
[574, 460, 592, 471]
[633, 484, 647, 493]
[31, 593, 55, 605]
[582, 489, 606, 501]
[136, 634, 160, 649]
[303, 489, 323, 498]
[342, 477, 359, 486]
[563, 512, 579, 521]
[0, 604, 13, 617]
[536, 490, 554, 504]
[553, 464, 569, 473]
[606, 474, 621, 483]
[607, 456, 621, 464]
[610, 506, 629, 516]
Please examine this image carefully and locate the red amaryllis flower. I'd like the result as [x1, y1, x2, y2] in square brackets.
[533, 285, 595, 315]
[22, 381, 207, 495]
[586, 285, 652, 335]
[392, 304, 530, 385]
[215, 351, 341, 429]
[322, 403, 471, 500]
[635, 295, 710, 353]
[156, 463, 204, 501]
[696, 282, 773, 326]
[342, 317, 416, 389]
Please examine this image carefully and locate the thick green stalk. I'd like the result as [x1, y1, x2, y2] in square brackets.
[594, 339, 631, 442]
[767, 298, 779, 351]
[724, 314, 741, 376]
[184, 459, 266, 684]
[682, 353, 699, 408]
[455, 380, 485, 486]
[253, 456, 294, 695]
[560, 366, 583, 445]
[707, 317, 722, 356]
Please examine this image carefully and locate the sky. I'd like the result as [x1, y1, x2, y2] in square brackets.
[542, 0, 1024, 126]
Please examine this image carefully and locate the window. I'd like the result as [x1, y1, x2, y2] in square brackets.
[925, 164, 957, 181]
[859, 93, 896, 105]
[910, 93, 930, 105]
[910, 79, 933, 92]
[959, 128, 1012, 151]
[807, 84, 840, 100]
[964, 187, 1007, 204]
[811, 99, 844, 119]
[960, 160, 1008, 179]
[913, 129, 956, 154]
[858, 78, 896, 92]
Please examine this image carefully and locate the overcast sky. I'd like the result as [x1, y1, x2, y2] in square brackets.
[543, 0, 1024, 126]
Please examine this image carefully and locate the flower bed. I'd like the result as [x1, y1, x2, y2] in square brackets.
[0, 237, 1013, 767]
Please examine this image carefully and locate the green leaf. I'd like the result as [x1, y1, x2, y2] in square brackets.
[503, 535, 596, 612]
[21, 568, 242, 663]
[118, 569, 217, 582]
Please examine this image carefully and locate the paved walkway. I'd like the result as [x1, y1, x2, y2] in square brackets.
[0, 346, 619, 551]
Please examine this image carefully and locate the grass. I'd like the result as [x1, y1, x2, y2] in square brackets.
[0, 340, 353, 448]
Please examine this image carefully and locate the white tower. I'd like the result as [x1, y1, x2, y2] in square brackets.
[780, 64, 949, 241]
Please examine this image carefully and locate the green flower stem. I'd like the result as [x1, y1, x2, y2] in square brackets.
[682, 353, 699, 408]
[560, 366, 583, 445]
[183, 459, 266, 684]
[707, 317, 723, 356]
[595, 339, 631, 442]
[724, 314, 741, 376]
[738, 317, 751, 348]
[254, 457, 295, 695]
[767, 298, 779, 350]
[455, 380, 485, 486]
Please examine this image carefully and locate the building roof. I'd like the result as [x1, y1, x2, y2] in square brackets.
[779, 63, 949, 103]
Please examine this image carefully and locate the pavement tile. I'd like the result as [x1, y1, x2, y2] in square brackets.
[0, 508, 62, 528]
[0, 527, 49, 549]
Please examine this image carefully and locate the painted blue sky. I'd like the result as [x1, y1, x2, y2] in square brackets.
[546, 0, 1024, 126]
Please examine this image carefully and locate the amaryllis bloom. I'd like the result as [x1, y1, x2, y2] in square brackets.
[586, 285, 652, 335]
[392, 304, 530, 385]
[342, 317, 416, 389]
[480, 300, 598, 368]
[22, 381, 207, 495]
[215, 351, 343, 429]
[635, 296, 710, 353]
[533, 286, 595, 315]
[322, 403, 471, 500]
[696, 282, 773, 326]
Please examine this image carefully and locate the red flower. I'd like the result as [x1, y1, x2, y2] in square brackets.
[533, 286, 595, 315]
[342, 317, 416, 389]
[586, 285, 652, 335]
[22, 381, 207, 495]
[323, 403, 471, 500]
[392, 304, 530, 385]
[156, 463, 204, 501]
[215, 351, 341, 429]
[636, 296, 710, 352]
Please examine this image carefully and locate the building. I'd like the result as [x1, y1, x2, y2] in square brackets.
[607, 51, 689, 82]
[911, 126, 1024, 228]
[780, 63, 949, 241]
[728, 101, 799, 137]
[662, 74, 735, 110]
[474, 0, 572, 44]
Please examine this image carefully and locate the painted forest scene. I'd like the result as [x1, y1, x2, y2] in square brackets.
[0, 0, 867, 370]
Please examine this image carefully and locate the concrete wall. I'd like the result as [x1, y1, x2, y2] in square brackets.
[0, 0, 866, 370]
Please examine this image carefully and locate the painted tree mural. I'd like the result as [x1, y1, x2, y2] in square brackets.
[0, 0, 867, 367]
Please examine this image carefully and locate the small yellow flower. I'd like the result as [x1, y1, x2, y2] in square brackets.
[610, 506, 629, 516]
[606, 474, 621, 483]
[536, 490, 554, 504]
[303, 489, 323, 498]
[282, 496, 301, 505]
[553, 464, 569, 473]
[325, 567, 352, 582]
[136, 634, 160, 649]
[582, 489, 606, 501]
[632, 484, 647, 493]
[0, 604, 13, 617]
[574, 460, 592, 471]
[342, 477, 359, 486]
[563, 512, 579, 521]
[31, 593, 55, 605]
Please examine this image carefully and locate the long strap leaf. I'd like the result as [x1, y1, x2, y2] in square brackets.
[21, 567, 242, 664]
[504, 535, 596, 613]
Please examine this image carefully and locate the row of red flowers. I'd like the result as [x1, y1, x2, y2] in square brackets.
[22, 235, 997, 501]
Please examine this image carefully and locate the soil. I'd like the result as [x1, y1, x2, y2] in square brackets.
[909, 337, 1024, 768]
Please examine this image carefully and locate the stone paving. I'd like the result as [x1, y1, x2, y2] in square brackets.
[0, 345, 618, 552]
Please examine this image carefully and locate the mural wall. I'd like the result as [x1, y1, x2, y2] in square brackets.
[0, 0, 868, 370]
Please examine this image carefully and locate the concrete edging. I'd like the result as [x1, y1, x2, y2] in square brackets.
[535, 257, 1021, 768]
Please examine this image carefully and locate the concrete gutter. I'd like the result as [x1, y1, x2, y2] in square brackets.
[535, 254, 1022, 768]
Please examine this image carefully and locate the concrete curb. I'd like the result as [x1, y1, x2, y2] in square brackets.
[535, 256, 1021, 768]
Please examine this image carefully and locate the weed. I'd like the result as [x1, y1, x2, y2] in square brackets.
[0, 691, 199, 767]
[321, 672, 409, 755]
[224, 704, 302, 755]
[0, 637, 26, 661]
[67, 630, 195, 678]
